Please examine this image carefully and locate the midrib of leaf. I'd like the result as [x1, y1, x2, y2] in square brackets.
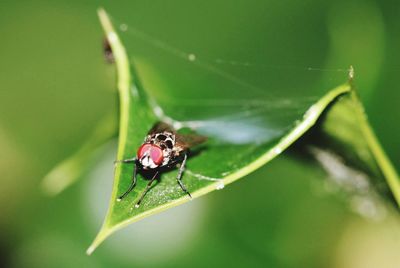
[86, 8, 131, 255]
[351, 93, 400, 200]
[329, 90, 400, 202]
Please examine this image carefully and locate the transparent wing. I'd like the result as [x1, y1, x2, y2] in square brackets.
[175, 133, 207, 150]
[148, 121, 175, 135]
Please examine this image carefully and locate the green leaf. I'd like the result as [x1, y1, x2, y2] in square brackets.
[85, 9, 399, 254]
[299, 89, 400, 205]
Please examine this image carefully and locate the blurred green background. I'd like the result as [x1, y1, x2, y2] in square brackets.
[1, 0, 399, 267]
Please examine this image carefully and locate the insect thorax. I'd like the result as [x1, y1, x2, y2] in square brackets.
[145, 131, 178, 165]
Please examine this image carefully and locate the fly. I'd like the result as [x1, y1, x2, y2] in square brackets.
[115, 122, 207, 208]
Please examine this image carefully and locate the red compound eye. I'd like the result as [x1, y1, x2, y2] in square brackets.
[137, 144, 151, 159]
[150, 145, 164, 165]
[137, 143, 164, 166]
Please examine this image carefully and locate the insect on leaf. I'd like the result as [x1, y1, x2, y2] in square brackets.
[86, 9, 400, 254]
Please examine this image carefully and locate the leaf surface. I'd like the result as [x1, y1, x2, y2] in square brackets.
[85, 9, 400, 254]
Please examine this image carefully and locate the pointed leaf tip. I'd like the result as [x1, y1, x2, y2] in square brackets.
[348, 65, 355, 82]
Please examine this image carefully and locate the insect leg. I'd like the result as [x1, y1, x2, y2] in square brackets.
[117, 161, 138, 201]
[135, 171, 159, 208]
[114, 157, 136, 165]
[176, 153, 192, 198]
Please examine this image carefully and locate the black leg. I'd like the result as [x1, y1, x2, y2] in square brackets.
[134, 171, 159, 208]
[176, 153, 192, 198]
[114, 157, 136, 165]
[117, 161, 138, 201]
